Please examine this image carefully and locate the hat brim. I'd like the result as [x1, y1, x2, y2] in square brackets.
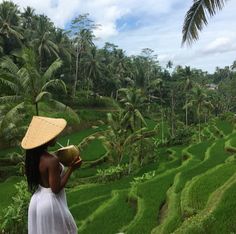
[21, 116, 67, 150]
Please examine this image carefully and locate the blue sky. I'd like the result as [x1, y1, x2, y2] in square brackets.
[3, 0, 236, 73]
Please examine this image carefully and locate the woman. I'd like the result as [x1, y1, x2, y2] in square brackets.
[21, 116, 82, 234]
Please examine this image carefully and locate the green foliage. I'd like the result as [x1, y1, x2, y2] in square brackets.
[96, 164, 129, 183]
[0, 180, 30, 234]
[97, 111, 157, 169]
[167, 122, 194, 145]
[72, 91, 119, 109]
[130, 170, 156, 187]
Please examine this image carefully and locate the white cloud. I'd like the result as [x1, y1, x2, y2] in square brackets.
[200, 37, 236, 55]
[1, 0, 236, 72]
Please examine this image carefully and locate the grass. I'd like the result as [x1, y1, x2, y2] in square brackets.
[206, 180, 236, 233]
[173, 172, 236, 234]
[125, 147, 186, 234]
[181, 162, 236, 216]
[78, 190, 136, 234]
[151, 141, 212, 234]
[69, 195, 110, 223]
[174, 139, 231, 193]
[215, 119, 233, 136]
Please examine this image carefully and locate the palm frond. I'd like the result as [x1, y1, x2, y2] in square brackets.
[35, 91, 51, 103]
[182, 0, 227, 45]
[17, 68, 30, 90]
[42, 58, 62, 81]
[0, 95, 22, 104]
[134, 109, 147, 126]
[0, 77, 18, 92]
[8, 26, 24, 40]
[0, 102, 25, 130]
[48, 99, 80, 122]
[0, 56, 19, 74]
[41, 79, 67, 94]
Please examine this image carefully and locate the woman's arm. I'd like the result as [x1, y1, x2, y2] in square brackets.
[48, 156, 82, 194]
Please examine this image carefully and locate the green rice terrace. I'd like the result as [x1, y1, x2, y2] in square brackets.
[1, 115, 236, 234]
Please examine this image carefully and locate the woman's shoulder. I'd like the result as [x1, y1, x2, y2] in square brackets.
[41, 152, 59, 164]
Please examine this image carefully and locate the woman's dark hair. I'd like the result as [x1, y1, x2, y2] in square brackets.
[25, 144, 48, 193]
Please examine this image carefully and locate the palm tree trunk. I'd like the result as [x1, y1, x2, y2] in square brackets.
[35, 102, 39, 116]
[185, 96, 188, 126]
[198, 106, 201, 142]
[161, 107, 164, 143]
[72, 43, 80, 98]
[198, 118, 201, 142]
[171, 90, 174, 137]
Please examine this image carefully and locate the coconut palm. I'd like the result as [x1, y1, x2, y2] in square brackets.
[54, 29, 72, 63]
[83, 46, 104, 94]
[97, 112, 156, 171]
[148, 78, 165, 142]
[21, 6, 35, 29]
[182, 0, 227, 45]
[0, 1, 23, 53]
[72, 28, 94, 97]
[183, 77, 194, 126]
[31, 15, 59, 68]
[185, 85, 211, 142]
[0, 48, 66, 129]
[118, 88, 147, 132]
[70, 14, 97, 97]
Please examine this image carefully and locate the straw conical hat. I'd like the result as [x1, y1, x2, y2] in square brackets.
[21, 116, 67, 149]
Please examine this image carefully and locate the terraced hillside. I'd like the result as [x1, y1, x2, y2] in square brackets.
[65, 120, 236, 234]
[0, 119, 236, 233]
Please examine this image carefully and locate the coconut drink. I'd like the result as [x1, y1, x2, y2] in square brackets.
[55, 145, 81, 166]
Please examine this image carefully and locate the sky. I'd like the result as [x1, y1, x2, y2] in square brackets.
[2, 0, 236, 73]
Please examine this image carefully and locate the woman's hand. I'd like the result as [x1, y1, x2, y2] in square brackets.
[70, 156, 82, 170]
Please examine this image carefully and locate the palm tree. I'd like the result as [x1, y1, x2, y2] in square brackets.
[72, 28, 94, 97]
[83, 46, 103, 94]
[231, 60, 236, 70]
[149, 78, 165, 142]
[54, 29, 72, 63]
[21, 6, 35, 29]
[0, 1, 23, 53]
[117, 88, 147, 132]
[31, 15, 59, 69]
[183, 77, 194, 126]
[182, 0, 227, 45]
[70, 14, 97, 97]
[0, 48, 66, 126]
[186, 85, 211, 142]
[166, 60, 173, 70]
[97, 112, 156, 171]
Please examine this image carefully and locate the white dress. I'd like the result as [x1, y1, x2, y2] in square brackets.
[28, 163, 77, 234]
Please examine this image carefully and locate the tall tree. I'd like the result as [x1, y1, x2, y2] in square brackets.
[31, 15, 58, 69]
[0, 48, 66, 120]
[83, 46, 103, 94]
[0, 1, 23, 53]
[186, 85, 210, 142]
[70, 14, 97, 98]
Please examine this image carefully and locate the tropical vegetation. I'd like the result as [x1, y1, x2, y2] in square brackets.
[1, 0, 236, 233]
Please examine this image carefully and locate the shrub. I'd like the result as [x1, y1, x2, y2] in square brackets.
[167, 123, 194, 146]
[0, 180, 30, 234]
[96, 164, 129, 183]
[72, 91, 119, 109]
